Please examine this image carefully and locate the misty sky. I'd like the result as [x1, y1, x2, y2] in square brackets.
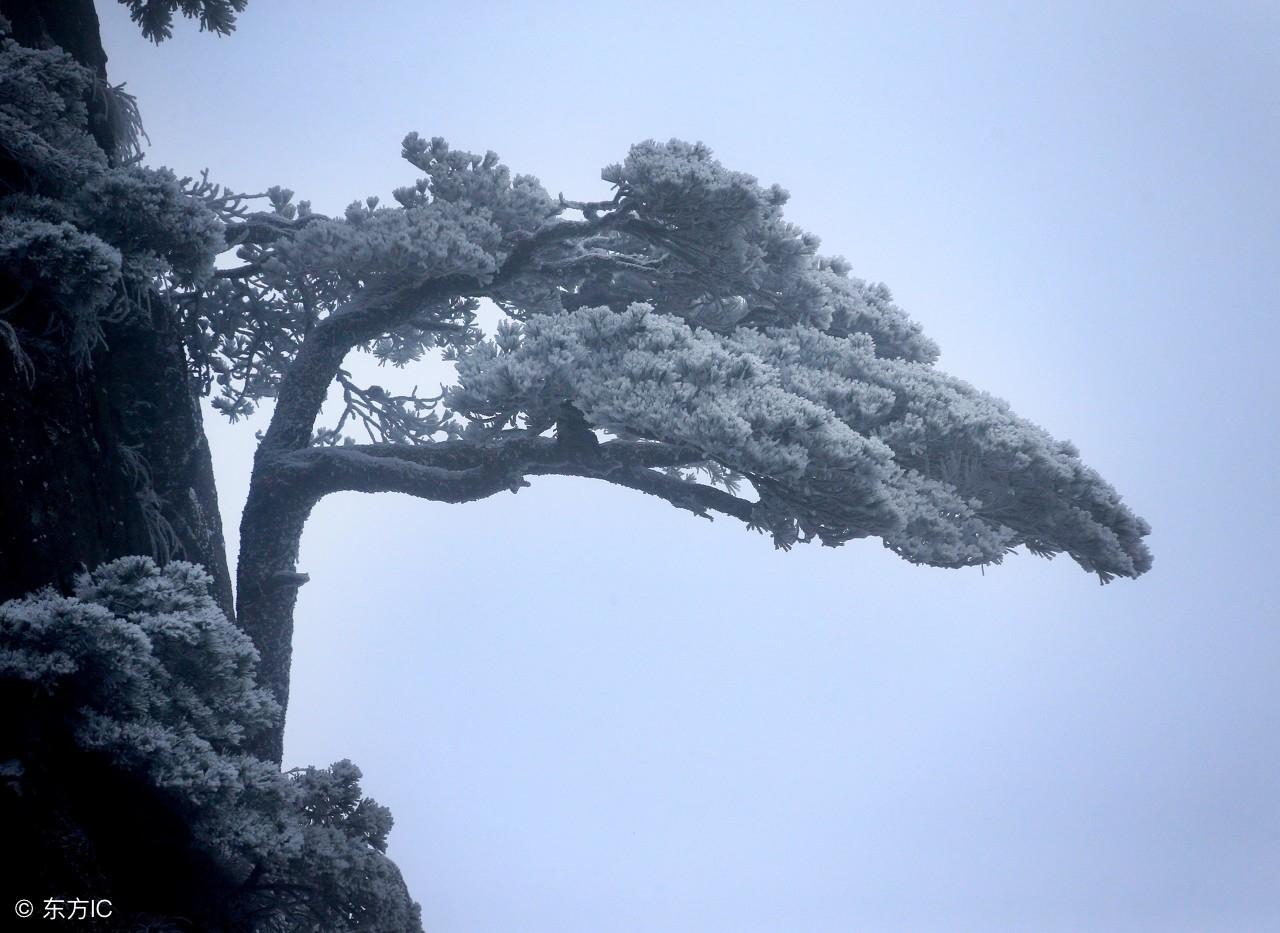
[99, 2, 1278, 930]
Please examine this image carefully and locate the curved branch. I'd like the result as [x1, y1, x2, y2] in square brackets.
[255, 278, 471, 452]
[269, 435, 753, 523]
[276, 444, 527, 504]
[544, 459, 756, 524]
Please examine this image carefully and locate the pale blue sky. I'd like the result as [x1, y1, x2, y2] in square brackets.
[101, 2, 1278, 930]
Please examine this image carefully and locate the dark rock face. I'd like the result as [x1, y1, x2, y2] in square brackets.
[0, 680, 246, 932]
[0, 5, 241, 926]
[0, 0, 233, 615]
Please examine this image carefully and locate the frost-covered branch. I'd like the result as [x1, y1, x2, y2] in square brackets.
[266, 434, 736, 515]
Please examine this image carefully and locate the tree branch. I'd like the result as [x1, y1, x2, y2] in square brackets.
[537, 457, 756, 523]
[266, 434, 754, 523]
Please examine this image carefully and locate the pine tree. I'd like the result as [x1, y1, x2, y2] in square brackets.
[179, 136, 1153, 760]
[1, 3, 1153, 925]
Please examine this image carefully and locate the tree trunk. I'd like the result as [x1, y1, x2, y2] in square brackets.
[236, 464, 315, 763]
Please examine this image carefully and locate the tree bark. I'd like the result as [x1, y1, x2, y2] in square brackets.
[237, 459, 314, 763]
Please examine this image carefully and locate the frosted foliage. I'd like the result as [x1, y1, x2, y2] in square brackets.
[193, 136, 559, 421]
[278, 199, 502, 285]
[0, 39, 102, 184]
[452, 306, 1151, 579]
[0, 218, 122, 364]
[450, 305, 902, 532]
[290, 134, 560, 288]
[493, 139, 940, 363]
[0, 558, 422, 931]
[0, 38, 224, 374]
[398, 132, 559, 239]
